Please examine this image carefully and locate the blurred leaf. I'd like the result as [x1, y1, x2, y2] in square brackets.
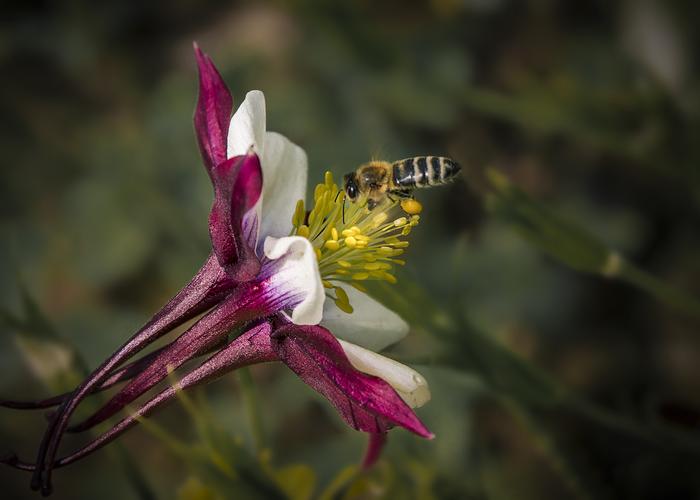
[273, 464, 316, 500]
[344, 462, 397, 499]
[368, 279, 700, 456]
[485, 168, 700, 319]
[238, 367, 267, 452]
[318, 465, 359, 500]
[178, 476, 223, 500]
[502, 399, 601, 500]
[13, 335, 80, 393]
[1, 288, 156, 499]
[1, 289, 84, 392]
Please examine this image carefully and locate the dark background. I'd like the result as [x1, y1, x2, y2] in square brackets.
[2, 1, 700, 498]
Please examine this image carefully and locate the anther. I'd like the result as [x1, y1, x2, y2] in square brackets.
[382, 272, 397, 284]
[324, 240, 340, 251]
[334, 286, 350, 304]
[364, 262, 387, 270]
[401, 199, 423, 215]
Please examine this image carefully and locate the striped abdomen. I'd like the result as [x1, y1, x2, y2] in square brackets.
[391, 156, 461, 189]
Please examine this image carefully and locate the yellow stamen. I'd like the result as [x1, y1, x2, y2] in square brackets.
[371, 212, 388, 227]
[291, 200, 305, 228]
[334, 297, 354, 313]
[381, 272, 397, 284]
[291, 171, 421, 313]
[364, 262, 385, 271]
[324, 240, 340, 251]
[350, 282, 368, 293]
[401, 198, 423, 215]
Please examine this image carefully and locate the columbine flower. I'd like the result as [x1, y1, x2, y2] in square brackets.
[1, 44, 432, 495]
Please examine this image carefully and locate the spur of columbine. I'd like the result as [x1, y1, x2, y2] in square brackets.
[1, 44, 432, 495]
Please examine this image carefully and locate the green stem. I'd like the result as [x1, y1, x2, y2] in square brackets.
[237, 367, 266, 452]
[619, 260, 700, 319]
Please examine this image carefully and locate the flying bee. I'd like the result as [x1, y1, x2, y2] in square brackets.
[342, 156, 461, 212]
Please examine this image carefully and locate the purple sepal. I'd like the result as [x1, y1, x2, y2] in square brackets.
[193, 43, 232, 175]
[68, 281, 268, 432]
[2, 322, 277, 472]
[0, 338, 230, 411]
[362, 432, 387, 469]
[27, 253, 234, 494]
[271, 324, 433, 439]
[209, 153, 263, 281]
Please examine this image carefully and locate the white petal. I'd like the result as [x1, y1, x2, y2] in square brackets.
[258, 131, 308, 241]
[227, 91, 267, 247]
[227, 90, 266, 158]
[320, 286, 408, 351]
[263, 236, 324, 325]
[338, 339, 431, 408]
[227, 90, 308, 247]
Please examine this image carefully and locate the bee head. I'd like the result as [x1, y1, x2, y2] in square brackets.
[343, 173, 359, 201]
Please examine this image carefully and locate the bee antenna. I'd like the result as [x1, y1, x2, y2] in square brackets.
[342, 195, 347, 224]
[333, 189, 347, 223]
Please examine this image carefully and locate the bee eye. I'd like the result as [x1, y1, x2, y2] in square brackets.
[347, 185, 357, 199]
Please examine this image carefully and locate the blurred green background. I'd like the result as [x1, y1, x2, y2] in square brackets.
[2, 0, 700, 498]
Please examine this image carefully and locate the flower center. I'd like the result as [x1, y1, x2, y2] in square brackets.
[291, 172, 419, 313]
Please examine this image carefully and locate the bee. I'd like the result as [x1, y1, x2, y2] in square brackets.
[343, 156, 461, 211]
